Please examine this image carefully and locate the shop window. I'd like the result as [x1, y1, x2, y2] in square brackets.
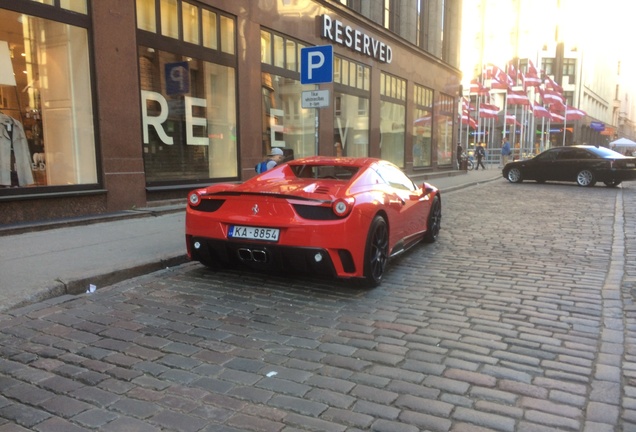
[160, 0, 179, 39]
[261, 30, 316, 159]
[260, 29, 302, 75]
[261, 31, 272, 64]
[0, 8, 97, 189]
[435, 93, 454, 166]
[137, 0, 157, 32]
[413, 84, 433, 167]
[139, 47, 238, 183]
[61, 0, 87, 14]
[334, 56, 370, 158]
[261, 73, 316, 159]
[28, 0, 87, 13]
[220, 15, 235, 54]
[274, 35, 285, 69]
[137, 0, 235, 54]
[202, 10, 218, 49]
[380, 72, 406, 167]
[334, 55, 369, 91]
[334, 93, 369, 158]
[182, 2, 199, 45]
[285, 40, 297, 72]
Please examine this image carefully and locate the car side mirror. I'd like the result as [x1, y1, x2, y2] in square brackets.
[423, 184, 435, 194]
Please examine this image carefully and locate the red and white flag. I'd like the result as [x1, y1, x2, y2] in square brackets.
[544, 75, 564, 94]
[459, 112, 477, 128]
[469, 79, 489, 95]
[540, 87, 566, 110]
[522, 60, 541, 89]
[479, 103, 500, 119]
[508, 64, 518, 85]
[505, 115, 520, 126]
[506, 90, 530, 106]
[531, 103, 551, 119]
[549, 111, 565, 122]
[488, 64, 513, 89]
[563, 106, 586, 121]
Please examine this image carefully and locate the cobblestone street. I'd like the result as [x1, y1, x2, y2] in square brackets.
[1, 179, 636, 431]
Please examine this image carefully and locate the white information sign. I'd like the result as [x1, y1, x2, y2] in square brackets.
[302, 90, 330, 109]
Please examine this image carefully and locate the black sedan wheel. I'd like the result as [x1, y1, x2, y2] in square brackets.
[576, 170, 596, 187]
[423, 196, 441, 243]
[507, 167, 523, 183]
[363, 216, 389, 287]
[604, 180, 622, 187]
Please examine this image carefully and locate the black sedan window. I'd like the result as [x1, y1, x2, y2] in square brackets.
[558, 149, 594, 160]
[535, 150, 558, 161]
[587, 146, 630, 159]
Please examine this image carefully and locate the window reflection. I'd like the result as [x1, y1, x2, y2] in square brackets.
[0, 9, 96, 188]
[139, 47, 237, 182]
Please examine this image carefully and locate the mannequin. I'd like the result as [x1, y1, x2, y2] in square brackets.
[0, 112, 33, 186]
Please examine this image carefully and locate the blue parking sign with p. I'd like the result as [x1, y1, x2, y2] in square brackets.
[301, 45, 333, 85]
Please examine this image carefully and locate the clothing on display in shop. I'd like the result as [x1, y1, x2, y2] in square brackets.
[0, 112, 34, 186]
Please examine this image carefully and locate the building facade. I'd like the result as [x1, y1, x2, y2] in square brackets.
[0, 0, 462, 225]
[460, 0, 636, 155]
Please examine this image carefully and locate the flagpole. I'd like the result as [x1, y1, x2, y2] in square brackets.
[562, 111, 567, 146]
[541, 117, 545, 151]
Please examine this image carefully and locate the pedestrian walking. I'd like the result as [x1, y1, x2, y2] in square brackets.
[456, 142, 463, 169]
[255, 148, 285, 173]
[501, 137, 511, 167]
[475, 143, 486, 170]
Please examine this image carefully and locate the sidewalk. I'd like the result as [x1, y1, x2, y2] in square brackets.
[0, 167, 501, 312]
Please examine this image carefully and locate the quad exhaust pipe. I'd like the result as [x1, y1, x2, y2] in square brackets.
[237, 248, 268, 263]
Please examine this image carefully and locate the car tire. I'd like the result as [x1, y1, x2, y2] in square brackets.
[423, 196, 441, 243]
[362, 215, 389, 287]
[576, 169, 596, 187]
[604, 180, 622, 187]
[506, 167, 523, 183]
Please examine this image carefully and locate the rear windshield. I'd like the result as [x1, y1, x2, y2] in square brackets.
[290, 164, 360, 180]
[586, 146, 629, 158]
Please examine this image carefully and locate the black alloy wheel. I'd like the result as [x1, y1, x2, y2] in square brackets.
[423, 196, 441, 243]
[363, 216, 389, 287]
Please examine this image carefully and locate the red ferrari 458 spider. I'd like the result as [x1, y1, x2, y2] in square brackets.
[185, 156, 441, 286]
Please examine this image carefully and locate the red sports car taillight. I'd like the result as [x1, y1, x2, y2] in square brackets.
[188, 191, 201, 207]
[332, 197, 354, 217]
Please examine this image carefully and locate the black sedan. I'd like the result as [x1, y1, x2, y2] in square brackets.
[502, 145, 636, 187]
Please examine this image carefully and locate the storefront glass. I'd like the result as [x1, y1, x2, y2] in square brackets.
[0, 8, 97, 189]
[261, 29, 315, 159]
[380, 72, 406, 168]
[26, 0, 89, 14]
[261, 73, 316, 159]
[139, 47, 237, 183]
[413, 84, 433, 167]
[334, 56, 369, 157]
[136, 1, 238, 184]
[435, 94, 454, 166]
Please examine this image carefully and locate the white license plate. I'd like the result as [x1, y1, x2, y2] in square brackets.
[627, 163, 635, 168]
[228, 225, 280, 242]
